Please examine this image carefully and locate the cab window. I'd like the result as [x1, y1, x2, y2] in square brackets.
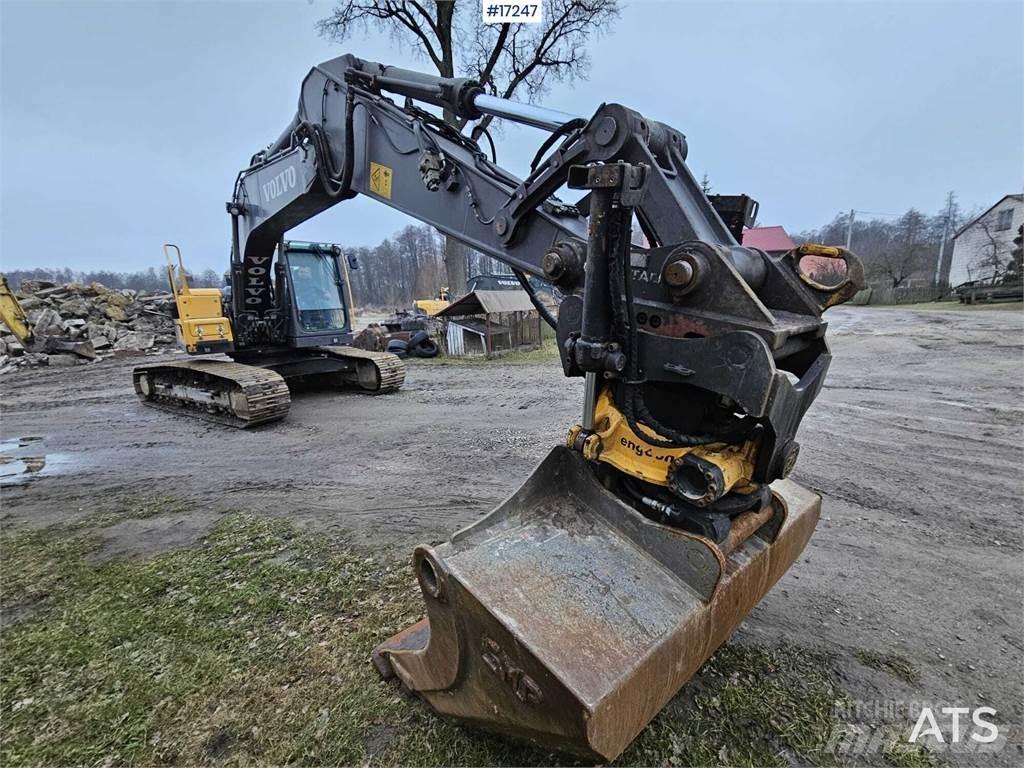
[288, 250, 346, 331]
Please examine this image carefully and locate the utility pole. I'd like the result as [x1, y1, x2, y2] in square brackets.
[934, 192, 956, 287]
[845, 209, 855, 249]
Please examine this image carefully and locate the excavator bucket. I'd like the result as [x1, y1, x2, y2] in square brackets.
[373, 446, 820, 761]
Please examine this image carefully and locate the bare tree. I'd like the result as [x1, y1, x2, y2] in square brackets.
[317, 0, 620, 294]
[971, 219, 1007, 283]
[871, 208, 927, 289]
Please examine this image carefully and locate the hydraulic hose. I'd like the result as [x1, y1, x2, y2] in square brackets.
[512, 268, 557, 330]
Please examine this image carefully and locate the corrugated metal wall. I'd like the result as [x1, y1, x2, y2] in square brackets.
[446, 322, 465, 356]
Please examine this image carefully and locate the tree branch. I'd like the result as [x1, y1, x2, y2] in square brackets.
[317, 1, 444, 72]
[406, 0, 441, 39]
[478, 23, 511, 86]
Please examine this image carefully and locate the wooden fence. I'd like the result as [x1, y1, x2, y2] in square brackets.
[850, 284, 947, 306]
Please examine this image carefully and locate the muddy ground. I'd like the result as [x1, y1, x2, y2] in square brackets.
[2, 305, 1022, 764]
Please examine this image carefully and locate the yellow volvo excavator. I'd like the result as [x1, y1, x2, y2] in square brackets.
[161, 53, 864, 760]
[133, 242, 404, 427]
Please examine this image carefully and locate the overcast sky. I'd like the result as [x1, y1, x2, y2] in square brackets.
[2, 0, 1022, 273]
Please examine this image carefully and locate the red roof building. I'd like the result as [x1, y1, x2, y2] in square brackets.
[741, 226, 796, 254]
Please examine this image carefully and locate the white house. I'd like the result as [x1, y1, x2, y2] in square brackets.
[947, 194, 1023, 286]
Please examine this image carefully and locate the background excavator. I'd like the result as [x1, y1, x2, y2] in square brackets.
[133, 238, 403, 428]
[153, 53, 863, 760]
[0, 274, 98, 361]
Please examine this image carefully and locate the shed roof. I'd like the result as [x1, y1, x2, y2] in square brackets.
[436, 289, 537, 317]
[953, 194, 1024, 239]
[742, 225, 796, 252]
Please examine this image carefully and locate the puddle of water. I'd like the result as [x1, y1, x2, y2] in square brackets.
[0, 459, 36, 478]
[0, 436, 78, 487]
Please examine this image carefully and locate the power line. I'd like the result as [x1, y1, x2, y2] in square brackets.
[845, 208, 912, 250]
[852, 209, 903, 218]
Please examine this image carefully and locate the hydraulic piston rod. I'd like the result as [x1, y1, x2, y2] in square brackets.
[471, 93, 579, 131]
[343, 56, 580, 132]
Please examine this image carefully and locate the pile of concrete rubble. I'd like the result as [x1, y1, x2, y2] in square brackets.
[0, 280, 179, 374]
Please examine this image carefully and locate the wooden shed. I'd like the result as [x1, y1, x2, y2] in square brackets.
[436, 289, 545, 357]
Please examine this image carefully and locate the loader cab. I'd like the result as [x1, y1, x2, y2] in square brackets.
[279, 241, 353, 348]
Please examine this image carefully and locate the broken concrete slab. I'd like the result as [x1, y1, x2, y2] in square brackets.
[27, 308, 64, 335]
[103, 304, 129, 323]
[58, 298, 92, 318]
[113, 331, 156, 351]
[18, 280, 56, 293]
[103, 292, 133, 308]
[43, 337, 98, 360]
[46, 355, 81, 367]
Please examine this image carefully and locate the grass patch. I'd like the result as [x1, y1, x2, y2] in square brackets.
[1, 497, 191, 617]
[3, 505, 855, 766]
[883, 735, 940, 767]
[855, 649, 921, 684]
[620, 644, 842, 767]
[419, 338, 561, 366]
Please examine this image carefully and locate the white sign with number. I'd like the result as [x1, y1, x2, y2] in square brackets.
[482, 2, 543, 24]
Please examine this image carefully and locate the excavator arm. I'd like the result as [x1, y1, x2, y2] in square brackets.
[0, 274, 35, 347]
[225, 54, 865, 760]
[229, 52, 861, 497]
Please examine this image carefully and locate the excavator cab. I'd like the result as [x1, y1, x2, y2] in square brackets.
[277, 241, 352, 347]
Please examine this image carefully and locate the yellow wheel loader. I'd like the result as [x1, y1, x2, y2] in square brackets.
[170, 53, 864, 760]
[413, 287, 450, 317]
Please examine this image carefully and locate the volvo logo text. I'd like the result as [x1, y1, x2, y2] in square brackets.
[261, 166, 297, 202]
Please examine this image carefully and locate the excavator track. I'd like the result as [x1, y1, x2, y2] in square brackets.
[133, 360, 291, 428]
[318, 346, 406, 393]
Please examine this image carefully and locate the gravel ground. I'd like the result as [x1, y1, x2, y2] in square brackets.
[2, 305, 1022, 765]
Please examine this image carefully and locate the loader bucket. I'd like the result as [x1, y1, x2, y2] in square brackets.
[373, 446, 820, 761]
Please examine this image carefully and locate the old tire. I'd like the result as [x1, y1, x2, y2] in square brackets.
[411, 339, 440, 358]
[387, 339, 410, 358]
